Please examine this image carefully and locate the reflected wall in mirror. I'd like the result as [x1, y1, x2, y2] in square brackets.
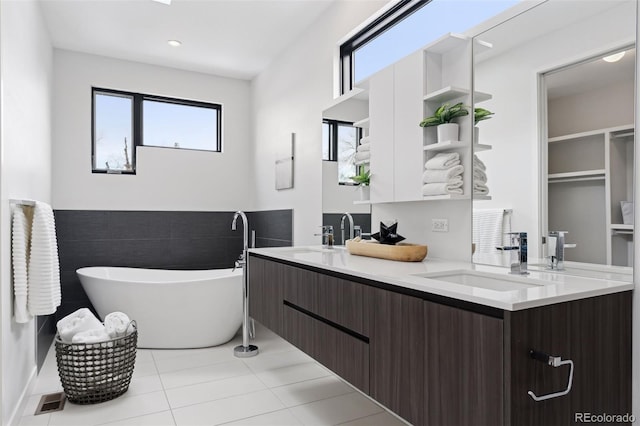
[322, 95, 372, 244]
[472, 0, 636, 269]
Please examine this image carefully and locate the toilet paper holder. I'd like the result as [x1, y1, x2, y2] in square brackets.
[527, 349, 574, 402]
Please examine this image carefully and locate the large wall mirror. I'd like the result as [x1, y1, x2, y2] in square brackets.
[471, 0, 636, 270]
[322, 96, 372, 244]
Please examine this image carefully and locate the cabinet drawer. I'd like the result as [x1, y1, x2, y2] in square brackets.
[283, 265, 366, 336]
[283, 304, 369, 393]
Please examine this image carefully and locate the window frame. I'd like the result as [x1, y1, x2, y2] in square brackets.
[339, 0, 431, 94]
[322, 118, 362, 186]
[91, 87, 222, 174]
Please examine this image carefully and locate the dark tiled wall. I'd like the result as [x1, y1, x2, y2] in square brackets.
[37, 209, 292, 369]
[322, 213, 372, 244]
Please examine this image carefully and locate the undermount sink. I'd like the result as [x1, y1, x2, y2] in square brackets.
[413, 270, 546, 292]
[276, 246, 345, 254]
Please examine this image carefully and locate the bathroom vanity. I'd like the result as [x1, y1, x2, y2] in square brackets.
[248, 247, 632, 426]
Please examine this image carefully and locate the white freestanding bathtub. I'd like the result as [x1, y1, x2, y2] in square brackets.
[76, 266, 243, 349]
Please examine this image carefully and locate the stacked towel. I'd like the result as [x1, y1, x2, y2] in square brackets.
[354, 136, 370, 163]
[473, 155, 490, 195]
[27, 201, 61, 316]
[57, 308, 104, 343]
[57, 308, 134, 344]
[422, 153, 464, 196]
[12, 205, 32, 323]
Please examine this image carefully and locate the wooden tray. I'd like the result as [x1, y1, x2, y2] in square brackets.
[346, 239, 428, 262]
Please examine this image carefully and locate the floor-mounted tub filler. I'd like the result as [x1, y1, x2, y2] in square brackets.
[77, 266, 242, 348]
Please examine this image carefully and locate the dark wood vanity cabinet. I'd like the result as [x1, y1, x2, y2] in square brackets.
[248, 254, 631, 426]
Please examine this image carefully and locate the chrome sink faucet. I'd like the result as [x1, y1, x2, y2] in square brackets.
[340, 213, 354, 245]
[546, 231, 576, 271]
[315, 225, 334, 249]
[506, 232, 529, 275]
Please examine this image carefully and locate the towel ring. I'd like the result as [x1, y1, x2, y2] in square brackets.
[527, 349, 574, 402]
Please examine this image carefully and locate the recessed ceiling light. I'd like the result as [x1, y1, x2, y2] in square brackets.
[152, 0, 171, 5]
[167, 40, 182, 47]
[603, 51, 625, 63]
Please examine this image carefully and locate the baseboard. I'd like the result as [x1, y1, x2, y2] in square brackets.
[7, 366, 37, 426]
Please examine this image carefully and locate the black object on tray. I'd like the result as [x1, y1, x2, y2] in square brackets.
[55, 321, 137, 404]
[371, 221, 406, 245]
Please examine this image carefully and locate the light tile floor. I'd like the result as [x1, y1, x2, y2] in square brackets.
[18, 324, 408, 426]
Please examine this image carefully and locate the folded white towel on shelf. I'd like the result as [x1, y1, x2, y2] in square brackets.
[473, 168, 487, 183]
[27, 201, 61, 316]
[422, 181, 464, 196]
[105, 311, 133, 338]
[357, 142, 370, 152]
[424, 152, 460, 170]
[72, 327, 111, 344]
[422, 165, 464, 183]
[354, 151, 371, 161]
[473, 154, 486, 171]
[12, 205, 32, 323]
[474, 182, 490, 195]
[57, 308, 103, 343]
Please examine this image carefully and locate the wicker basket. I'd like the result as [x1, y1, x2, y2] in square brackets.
[55, 321, 137, 404]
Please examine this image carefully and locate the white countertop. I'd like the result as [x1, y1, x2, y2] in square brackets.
[249, 246, 634, 311]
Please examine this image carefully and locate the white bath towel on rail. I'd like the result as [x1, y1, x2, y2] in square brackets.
[473, 209, 506, 254]
[12, 205, 32, 323]
[27, 201, 61, 316]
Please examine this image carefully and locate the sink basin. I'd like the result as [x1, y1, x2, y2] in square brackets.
[275, 246, 345, 254]
[413, 270, 546, 292]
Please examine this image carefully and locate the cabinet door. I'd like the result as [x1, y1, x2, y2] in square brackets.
[369, 288, 424, 425]
[393, 51, 425, 202]
[369, 66, 395, 203]
[425, 301, 504, 426]
[248, 256, 283, 334]
[506, 292, 632, 426]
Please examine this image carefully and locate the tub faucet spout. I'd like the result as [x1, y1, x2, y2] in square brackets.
[231, 211, 258, 358]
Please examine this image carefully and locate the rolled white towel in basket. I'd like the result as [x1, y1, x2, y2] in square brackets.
[72, 327, 110, 344]
[105, 312, 133, 338]
[57, 308, 103, 343]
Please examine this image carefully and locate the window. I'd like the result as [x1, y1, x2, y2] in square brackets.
[340, 0, 521, 93]
[322, 119, 361, 184]
[92, 88, 222, 173]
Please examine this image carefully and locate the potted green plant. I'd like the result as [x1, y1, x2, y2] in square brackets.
[349, 169, 371, 201]
[419, 102, 469, 143]
[474, 107, 494, 144]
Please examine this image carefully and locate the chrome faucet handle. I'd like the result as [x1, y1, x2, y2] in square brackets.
[547, 231, 575, 271]
[314, 225, 334, 248]
[507, 232, 529, 275]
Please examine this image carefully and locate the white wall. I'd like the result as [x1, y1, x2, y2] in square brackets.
[0, 0, 53, 423]
[251, 1, 387, 245]
[52, 50, 253, 212]
[473, 1, 636, 258]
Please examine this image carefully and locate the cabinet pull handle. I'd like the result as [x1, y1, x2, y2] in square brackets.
[527, 349, 574, 402]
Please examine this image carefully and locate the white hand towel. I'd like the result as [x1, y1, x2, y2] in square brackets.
[422, 165, 464, 183]
[354, 151, 371, 161]
[357, 142, 370, 152]
[422, 181, 463, 196]
[424, 152, 460, 170]
[57, 308, 103, 343]
[473, 154, 486, 171]
[105, 312, 133, 338]
[27, 201, 61, 316]
[72, 327, 110, 344]
[12, 205, 32, 323]
[474, 182, 490, 195]
[473, 168, 487, 183]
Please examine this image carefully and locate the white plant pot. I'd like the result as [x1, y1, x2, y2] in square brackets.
[437, 123, 459, 143]
[474, 126, 479, 144]
[359, 185, 370, 201]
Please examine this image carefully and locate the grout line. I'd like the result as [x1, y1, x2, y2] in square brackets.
[166, 387, 271, 412]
